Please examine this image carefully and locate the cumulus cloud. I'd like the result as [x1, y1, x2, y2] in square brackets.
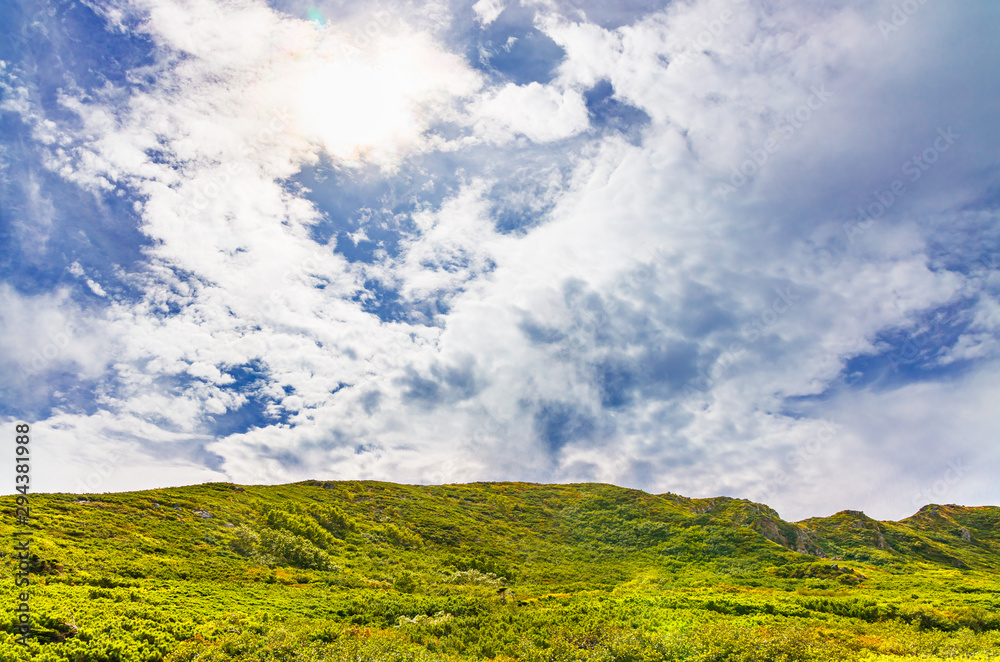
[472, 0, 506, 27]
[471, 81, 590, 143]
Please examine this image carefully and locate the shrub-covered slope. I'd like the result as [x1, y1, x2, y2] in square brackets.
[0, 481, 998, 661]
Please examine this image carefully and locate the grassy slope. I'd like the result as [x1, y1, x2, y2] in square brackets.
[0, 481, 998, 661]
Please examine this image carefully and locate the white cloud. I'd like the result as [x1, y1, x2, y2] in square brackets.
[390, 181, 506, 303]
[86, 279, 107, 297]
[0, 286, 110, 383]
[290, 30, 481, 167]
[472, 82, 590, 143]
[12, 409, 227, 494]
[472, 0, 506, 27]
[799, 365, 1000, 521]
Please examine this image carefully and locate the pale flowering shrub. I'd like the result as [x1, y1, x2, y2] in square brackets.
[443, 568, 505, 587]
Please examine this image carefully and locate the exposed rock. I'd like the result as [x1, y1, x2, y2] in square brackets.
[753, 518, 827, 557]
[874, 526, 890, 551]
[756, 519, 788, 547]
[793, 529, 827, 557]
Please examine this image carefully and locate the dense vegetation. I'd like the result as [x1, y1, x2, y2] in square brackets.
[1, 481, 998, 661]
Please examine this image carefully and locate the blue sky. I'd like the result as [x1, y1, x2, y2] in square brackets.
[1, 0, 998, 520]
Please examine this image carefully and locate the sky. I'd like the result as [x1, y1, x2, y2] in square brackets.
[0, 0, 998, 522]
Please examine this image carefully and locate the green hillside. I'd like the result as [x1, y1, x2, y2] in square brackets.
[1, 481, 999, 661]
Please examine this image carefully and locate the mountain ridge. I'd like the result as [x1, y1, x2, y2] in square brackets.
[2, 479, 1000, 661]
[15, 478, 998, 574]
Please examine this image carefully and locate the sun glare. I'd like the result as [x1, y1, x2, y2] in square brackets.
[292, 33, 478, 166]
[297, 58, 415, 162]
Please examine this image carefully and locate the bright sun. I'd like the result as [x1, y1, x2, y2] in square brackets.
[292, 32, 479, 166]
